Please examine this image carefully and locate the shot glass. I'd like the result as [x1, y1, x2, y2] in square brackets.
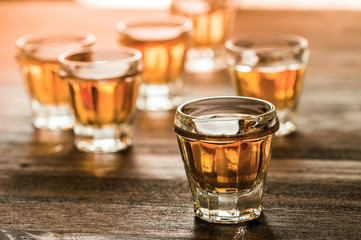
[225, 34, 310, 136]
[117, 15, 192, 111]
[174, 96, 279, 224]
[16, 30, 95, 131]
[59, 47, 142, 153]
[170, 0, 235, 72]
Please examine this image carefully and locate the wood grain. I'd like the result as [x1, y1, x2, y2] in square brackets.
[0, 1, 361, 239]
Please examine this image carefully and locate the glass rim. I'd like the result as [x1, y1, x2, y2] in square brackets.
[225, 33, 309, 54]
[176, 96, 277, 122]
[58, 46, 142, 67]
[16, 29, 96, 50]
[116, 14, 193, 34]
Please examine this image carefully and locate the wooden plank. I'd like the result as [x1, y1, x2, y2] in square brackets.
[0, 158, 360, 239]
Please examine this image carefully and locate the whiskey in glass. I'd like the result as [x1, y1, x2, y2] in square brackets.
[226, 34, 309, 136]
[174, 96, 279, 223]
[117, 15, 192, 111]
[16, 30, 95, 130]
[59, 47, 142, 153]
[170, 0, 235, 72]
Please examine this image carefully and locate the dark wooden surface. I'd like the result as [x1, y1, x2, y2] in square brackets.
[1, 1, 361, 239]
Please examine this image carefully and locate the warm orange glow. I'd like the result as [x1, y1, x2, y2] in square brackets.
[75, 0, 172, 9]
[239, 0, 361, 10]
[75, 0, 361, 10]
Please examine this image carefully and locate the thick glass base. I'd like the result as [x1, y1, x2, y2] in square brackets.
[190, 179, 265, 224]
[74, 123, 133, 153]
[275, 108, 297, 137]
[137, 82, 183, 111]
[31, 100, 74, 131]
[185, 48, 227, 73]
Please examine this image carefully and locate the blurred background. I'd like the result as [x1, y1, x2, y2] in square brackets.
[75, 0, 361, 10]
[1, 0, 361, 87]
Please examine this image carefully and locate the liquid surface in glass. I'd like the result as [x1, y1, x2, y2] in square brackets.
[118, 26, 188, 85]
[66, 76, 139, 126]
[175, 113, 274, 193]
[171, 0, 231, 48]
[231, 65, 305, 110]
[18, 58, 68, 105]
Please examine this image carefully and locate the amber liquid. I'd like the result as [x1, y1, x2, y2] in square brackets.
[176, 128, 274, 193]
[18, 57, 68, 105]
[65, 76, 140, 126]
[118, 27, 188, 85]
[231, 66, 305, 110]
[171, 0, 231, 48]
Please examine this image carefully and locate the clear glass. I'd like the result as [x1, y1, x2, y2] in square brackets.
[174, 96, 279, 224]
[170, 0, 235, 72]
[16, 30, 95, 131]
[225, 34, 310, 136]
[59, 47, 142, 153]
[117, 15, 192, 111]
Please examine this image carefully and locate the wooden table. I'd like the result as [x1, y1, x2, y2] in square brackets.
[1, 1, 360, 239]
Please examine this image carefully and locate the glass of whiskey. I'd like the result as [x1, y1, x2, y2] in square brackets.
[59, 47, 142, 153]
[170, 0, 235, 72]
[225, 34, 310, 136]
[16, 30, 95, 131]
[117, 15, 192, 111]
[174, 96, 279, 224]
